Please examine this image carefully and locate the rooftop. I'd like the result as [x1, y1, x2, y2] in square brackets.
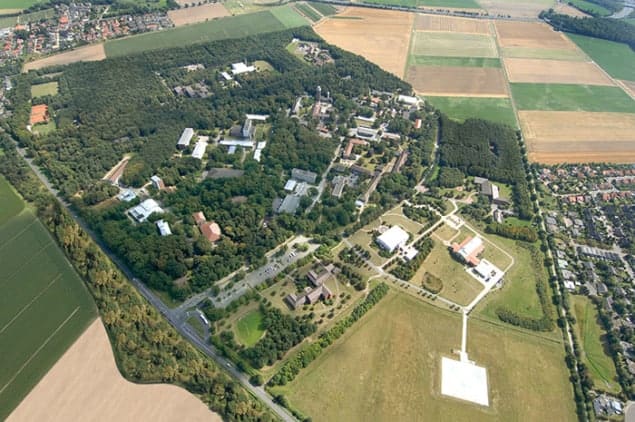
[376, 226, 409, 253]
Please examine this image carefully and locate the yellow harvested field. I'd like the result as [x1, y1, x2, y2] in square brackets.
[315, 7, 414, 77]
[23, 44, 105, 72]
[407, 65, 508, 96]
[519, 111, 635, 163]
[412, 31, 498, 58]
[168, 3, 230, 26]
[495, 21, 576, 49]
[414, 14, 490, 34]
[8, 319, 220, 422]
[554, 3, 590, 17]
[478, 0, 556, 18]
[504, 58, 614, 85]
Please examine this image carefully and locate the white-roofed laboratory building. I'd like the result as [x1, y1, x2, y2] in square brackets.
[191, 139, 207, 159]
[376, 226, 409, 253]
[177, 128, 194, 149]
[156, 219, 172, 236]
[128, 198, 164, 223]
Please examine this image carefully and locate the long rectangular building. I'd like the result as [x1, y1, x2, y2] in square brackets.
[177, 128, 194, 149]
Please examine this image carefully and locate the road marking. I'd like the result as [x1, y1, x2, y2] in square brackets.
[0, 274, 61, 335]
[0, 306, 80, 397]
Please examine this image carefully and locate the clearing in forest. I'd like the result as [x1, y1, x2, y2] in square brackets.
[503, 58, 614, 86]
[314, 7, 414, 77]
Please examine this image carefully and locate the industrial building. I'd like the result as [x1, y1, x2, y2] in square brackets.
[177, 128, 194, 149]
[452, 236, 484, 266]
[128, 199, 163, 223]
[191, 139, 207, 160]
[231, 62, 256, 75]
[376, 226, 409, 253]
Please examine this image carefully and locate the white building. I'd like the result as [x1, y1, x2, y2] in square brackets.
[284, 179, 297, 192]
[177, 128, 194, 149]
[376, 226, 409, 253]
[456, 236, 483, 263]
[117, 189, 136, 202]
[150, 175, 164, 190]
[129, 199, 163, 223]
[156, 219, 172, 236]
[231, 62, 256, 75]
[397, 94, 419, 106]
[191, 140, 207, 159]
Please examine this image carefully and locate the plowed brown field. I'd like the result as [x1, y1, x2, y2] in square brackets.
[314, 7, 413, 77]
[495, 21, 576, 49]
[8, 319, 219, 422]
[406, 66, 508, 96]
[414, 15, 490, 34]
[504, 58, 614, 85]
[23, 44, 106, 71]
[519, 111, 635, 163]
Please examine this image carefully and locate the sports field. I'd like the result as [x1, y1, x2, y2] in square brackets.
[105, 10, 307, 58]
[511, 83, 635, 113]
[412, 31, 498, 58]
[571, 295, 621, 394]
[275, 291, 576, 421]
[235, 309, 265, 347]
[568, 33, 635, 81]
[425, 96, 517, 127]
[30, 81, 58, 98]
[314, 7, 414, 77]
[0, 178, 96, 420]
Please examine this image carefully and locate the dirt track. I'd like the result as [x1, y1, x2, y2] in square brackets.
[407, 66, 508, 96]
[315, 7, 413, 77]
[519, 111, 635, 163]
[168, 3, 230, 26]
[23, 44, 106, 72]
[504, 58, 614, 85]
[8, 319, 220, 422]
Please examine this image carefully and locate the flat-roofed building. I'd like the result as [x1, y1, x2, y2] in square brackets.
[128, 198, 163, 223]
[376, 226, 409, 253]
[284, 179, 297, 192]
[452, 236, 484, 266]
[291, 168, 317, 184]
[150, 175, 164, 190]
[177, 128, 194, 149]
[156, 219, 172, 236]
[191, 140, 207, 159]
[231, 62, 256, 75]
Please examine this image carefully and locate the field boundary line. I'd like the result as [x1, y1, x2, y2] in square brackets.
[0, 306, 80, 396]
[0, 216, 38, 250]
[0, 240, 53, 287]
[0, 274, 62, 335]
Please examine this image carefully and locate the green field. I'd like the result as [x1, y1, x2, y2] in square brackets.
[409, 55, 501, 67]
[235, 309, 265, 347]
[511, 83, 635, 112]
[307, 1, 337, 15]
[0, 180, 96, 420]
[501, 47, 586, 61]
[426, 96, 517, 127]
[412, 32, 498, 58]
[295, 3, 322, 22]
[273, 290, 575, 421]
[0, 8, 55, 28]
[363, 0, 480, 7]
[0, 177, 24, 225]
[568, 0, 611, 16]
[568, 33, 635, 81]
[105, 10, 307, 57]
[30, 81, 58, 98]
[571, 295, 621, 394]
[0, 0, 46, 10]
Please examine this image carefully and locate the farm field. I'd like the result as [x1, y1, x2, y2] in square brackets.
[571, 295, 621, 394]
[519, 111, 635, 163]
[0, 179, 97, 420]
[23, 44, 105, 71]
[409, 56, 500, 67]
[621, 80, 635, 97]
[554, 2, 590, 17]
[477, 0, 555, 18]
[424, 96, 517, 127]
[500, 46, 586, 61]
[0, 0, 46, 11]
[235, 309, 265, 347]
[0, 177, 24, 224]
[503, 58, 613, 85]
[412, 31, 498, 58]
[295, 2, 322, 22]
[307, 2, 337, 16]
[568, 33, 635, 81]
[30, 81, 58, 98]
[362, 0, 481, 7]
[407, 66, 507, 96]
[495, 21, 575, 49]
[314, 7, 414, 77]
[414, 14, 489, 33]
[105, 10, 306, 58]
[568, 0, 611, 16]
[8, 319, 218, 422]
[0, 8, 55, 29]
[167, 3, 230, 26]
[511, 83, 635, 113]
[275, 291, 576, 422]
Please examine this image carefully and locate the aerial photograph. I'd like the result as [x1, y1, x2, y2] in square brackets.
[0, 0, 633, 421]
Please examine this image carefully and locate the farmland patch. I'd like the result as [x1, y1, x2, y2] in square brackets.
[503, 58, 614, 85]
[407, 66, 507, 96]
[167, 3, 230, 26]
[495, 21, 576, 49]
[414, 14, 490, 33]
[412, 31, 498, 58]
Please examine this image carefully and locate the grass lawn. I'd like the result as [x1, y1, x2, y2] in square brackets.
[410, 56, 500, 67]
[571, 295, 621, 394]
[105, 10, 303, 57]
[295, 3, 322, 22]
[274, 290, 575, 422]
[0, 183, 96, 420]
[568, 0, 611, 16]
[412, 32, 498, 58]
[30, 81, 58, 98]
[567, 33, 635, 81]
[32, 120, 56, 135]
[511, 83, 635, 113]
[235, 309, 265, 347]
[426, 96, 517, 127]
[0, 176, 24, 225]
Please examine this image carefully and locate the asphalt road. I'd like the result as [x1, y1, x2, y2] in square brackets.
[13, 139, 296, 422]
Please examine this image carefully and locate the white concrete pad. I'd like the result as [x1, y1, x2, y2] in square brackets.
[441, 357, 489, 406]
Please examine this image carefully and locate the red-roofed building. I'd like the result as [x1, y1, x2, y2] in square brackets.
[192, 211, 206, 226]
[199, 221, 221, 243]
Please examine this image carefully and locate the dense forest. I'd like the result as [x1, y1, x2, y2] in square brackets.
[541, 10, 635, 49]
[438, 117, 533, 219]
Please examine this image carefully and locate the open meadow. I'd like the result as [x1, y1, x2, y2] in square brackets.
[0, 177, 96, 420]
[30, 81, 58, 98]
[8, 319, 219, 421]
[314, 7, 414, 77]
[0, 0, 46, 12]
[274, 290, 575, 422]
[571, 295, 621, 394]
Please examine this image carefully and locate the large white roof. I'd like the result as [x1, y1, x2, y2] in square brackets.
[191, 140, 207, 159]
[458, 236, 483, 259]
[376, 226, 409, 252]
